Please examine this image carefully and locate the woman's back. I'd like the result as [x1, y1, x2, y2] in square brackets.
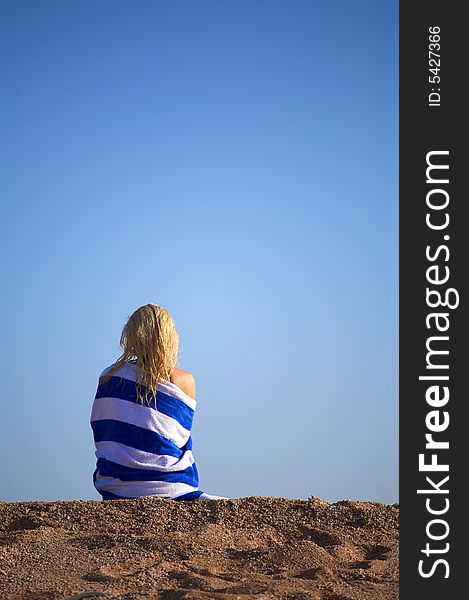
[91, 361, 210, 500]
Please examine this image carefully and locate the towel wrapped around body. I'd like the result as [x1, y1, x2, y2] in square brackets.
[90, 362, 225, 501]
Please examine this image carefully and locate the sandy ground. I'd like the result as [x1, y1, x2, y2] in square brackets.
[0, 496, 398, 600]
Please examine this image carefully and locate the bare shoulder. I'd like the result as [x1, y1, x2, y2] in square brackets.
[170, 367, 196, 399]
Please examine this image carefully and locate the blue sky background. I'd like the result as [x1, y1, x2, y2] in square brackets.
[0, 0, 398, 503]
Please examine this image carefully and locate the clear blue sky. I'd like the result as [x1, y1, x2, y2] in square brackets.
[0, 0, 398, 503]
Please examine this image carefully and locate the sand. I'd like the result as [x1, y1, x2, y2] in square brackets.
[0, 496, 398, 600]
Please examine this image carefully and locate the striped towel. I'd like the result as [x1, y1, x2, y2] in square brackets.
[90, 361, 226, 501]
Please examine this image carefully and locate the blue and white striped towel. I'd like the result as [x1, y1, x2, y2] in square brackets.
[90, 361, 226, 501]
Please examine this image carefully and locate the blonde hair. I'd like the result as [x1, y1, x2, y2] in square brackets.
[100, 304, 180, 406]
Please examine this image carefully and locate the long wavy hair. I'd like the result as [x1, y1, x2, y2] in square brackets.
[99, 304, 180, 406]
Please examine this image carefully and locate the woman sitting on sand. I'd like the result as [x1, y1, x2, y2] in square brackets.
[90, 303, 226, 501]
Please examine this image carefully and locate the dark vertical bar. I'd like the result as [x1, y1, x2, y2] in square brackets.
[400, 1, 465, 597]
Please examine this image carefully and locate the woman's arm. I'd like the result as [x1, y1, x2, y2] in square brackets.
[170, 367, 196, 400]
